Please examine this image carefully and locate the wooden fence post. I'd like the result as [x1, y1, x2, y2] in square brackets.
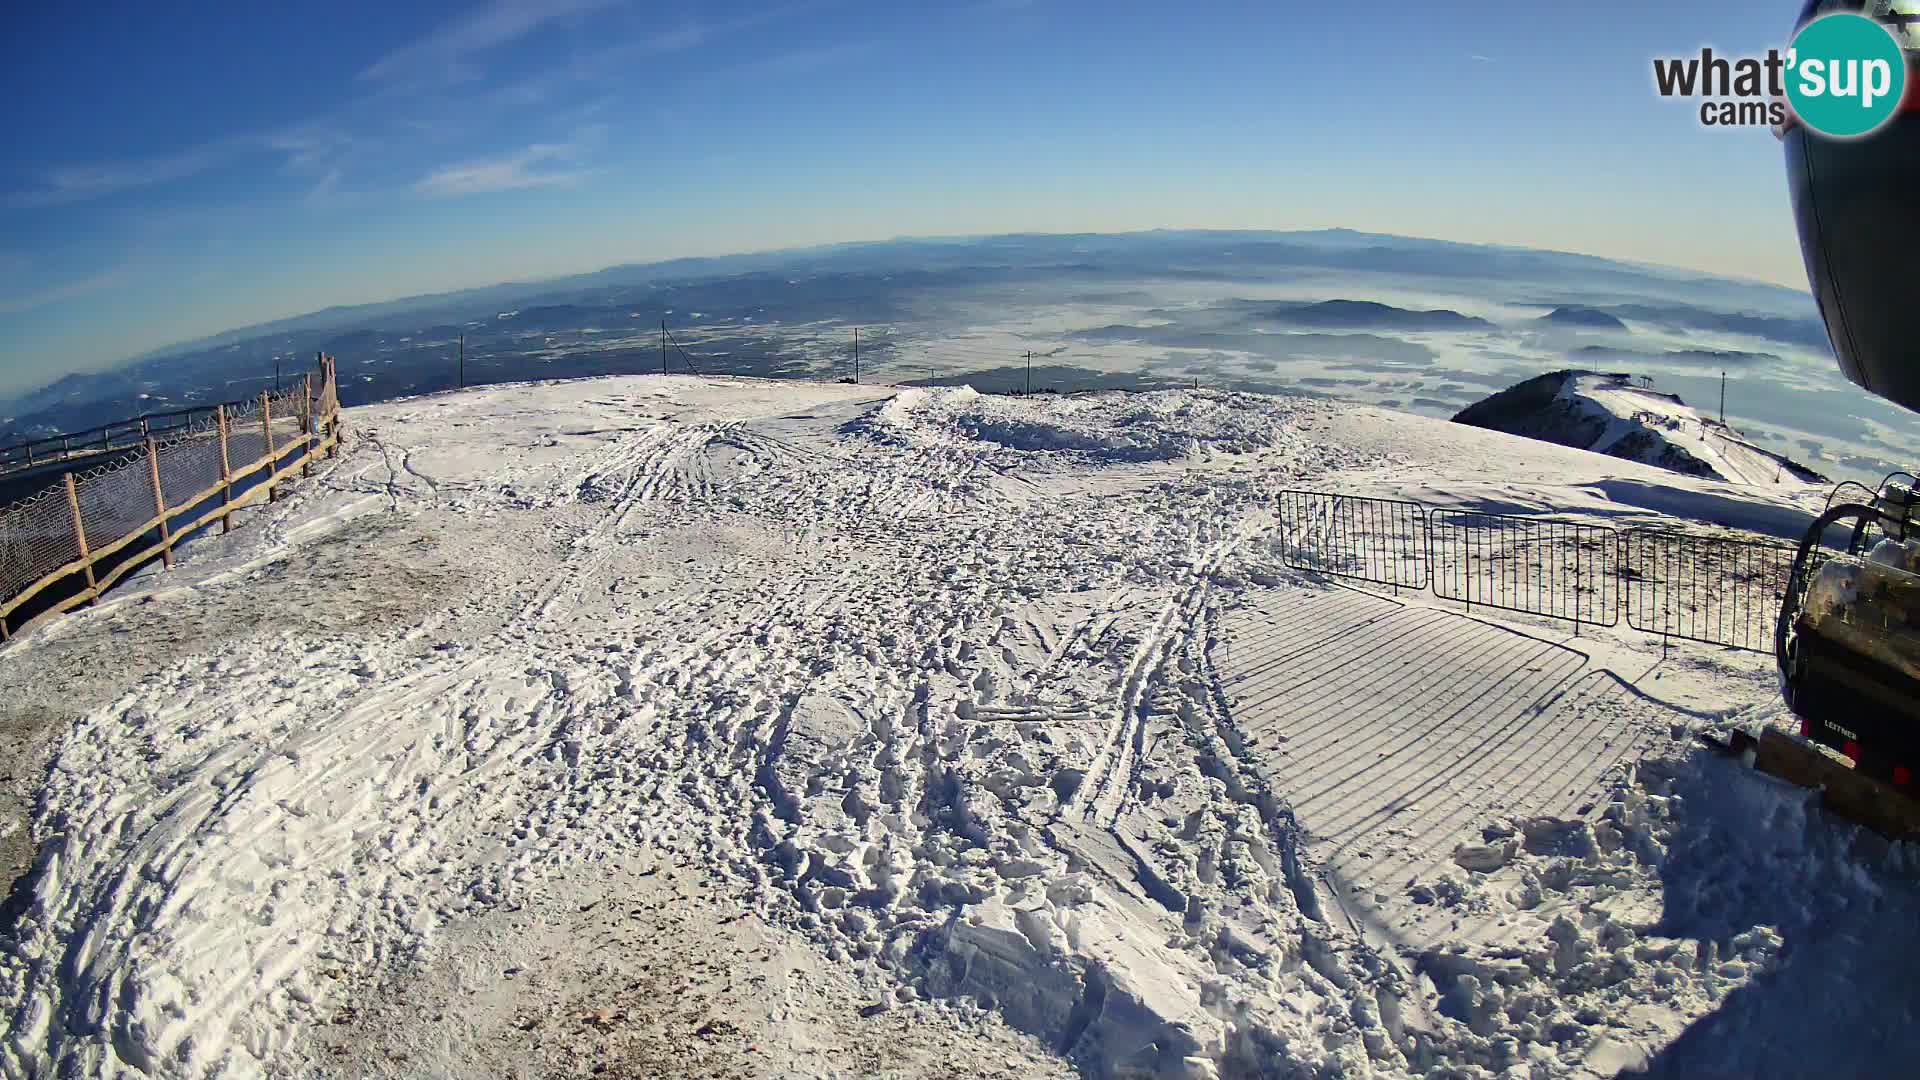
[146, 437, 173, 570]
[64, 473, 97, 604]
[325, 357, 340, 459]
[261, 392, 277, 503]
[217, 404, 234, 534]
[302, 373, 315, 478]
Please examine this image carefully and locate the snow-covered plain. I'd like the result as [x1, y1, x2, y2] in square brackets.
[1, 375, 1915, 1079]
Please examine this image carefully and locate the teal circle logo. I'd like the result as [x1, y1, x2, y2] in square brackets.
[1787, 12, 1908, 138]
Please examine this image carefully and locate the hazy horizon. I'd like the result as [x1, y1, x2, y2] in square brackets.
[0, 225, 1820, 404]
[3, 1, 1821, 398]
[9, 228, 1912, 492]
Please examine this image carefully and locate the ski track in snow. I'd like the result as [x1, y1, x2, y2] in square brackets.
[0, 376, 1912, 1079]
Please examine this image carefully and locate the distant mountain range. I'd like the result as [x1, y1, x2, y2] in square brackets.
[5, 227, 1876, 484]
[97, 228, 1817, 374]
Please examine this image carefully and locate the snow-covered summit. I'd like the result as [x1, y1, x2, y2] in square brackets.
[1452, 369, 1828, 486]
[0, 374, 1908, 1079]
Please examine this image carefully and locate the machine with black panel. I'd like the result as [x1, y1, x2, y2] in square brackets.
[1771, 2, 1920, 811]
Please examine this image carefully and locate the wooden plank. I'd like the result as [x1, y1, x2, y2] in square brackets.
[92, 540, 168, 595]
[0, 551, 99, 620]
[1750, 727, 1920, 839]
[226, 451, 278, 488]
[69, 515, 161, 572]
[49, 586, 100, 616]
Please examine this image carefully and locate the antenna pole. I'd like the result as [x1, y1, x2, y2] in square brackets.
[661, 321, 667, 375]
[459, 334, 466, 389]
[854, 327, 860, 383]
[1025, 351, 1032, 396]
[1720, 370, 1726, 426]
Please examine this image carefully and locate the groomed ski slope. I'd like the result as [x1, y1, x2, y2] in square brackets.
[1, 375, 1915, 1079]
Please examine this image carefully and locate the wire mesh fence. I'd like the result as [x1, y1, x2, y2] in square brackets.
[0, 359, 341, 640]
[74, 455, 160, 556]
[1275, 490, 1428, 590]
[0, 492, 81, 600]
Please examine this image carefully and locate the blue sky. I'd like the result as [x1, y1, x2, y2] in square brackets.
[1, 0, 1813, 398]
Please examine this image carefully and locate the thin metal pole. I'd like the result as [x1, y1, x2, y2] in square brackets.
[459, 334, 466, 389]
[854, 327, 860, 383]
[661, 321, 667, 374]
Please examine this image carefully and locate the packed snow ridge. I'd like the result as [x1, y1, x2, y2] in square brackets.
[0, 375, 1913, 1079]
[1452, 370, 1828, 487]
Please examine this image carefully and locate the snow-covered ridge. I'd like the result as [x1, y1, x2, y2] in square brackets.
[1453, 370, 1828, 487]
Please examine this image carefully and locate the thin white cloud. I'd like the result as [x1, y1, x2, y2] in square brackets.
[5, 127, 352, 210]
[0, 267, 124, 315]
[359, 0, 623, 85]
[307, 167, 345, 205]
[265, 127, 356, 172]
[413, 141, 594, 197]
[5, 145, 231, 209]
[486, 2, 823, 104]
[712, 40, 874, 83]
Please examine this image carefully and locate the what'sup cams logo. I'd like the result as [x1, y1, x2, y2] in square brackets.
[1654, 1, 1917, 137]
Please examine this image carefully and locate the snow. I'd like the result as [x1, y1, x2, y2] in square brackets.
[0, 374, 1913, 1078]
[1806, 559, 1862, 617]
[1563, 374, 1812, 488]
[1867, 537, 1920, 575]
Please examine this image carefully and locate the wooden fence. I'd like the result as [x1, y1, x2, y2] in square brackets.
[0, 356, 343, 642]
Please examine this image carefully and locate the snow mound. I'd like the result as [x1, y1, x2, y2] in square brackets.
[1403, 743, 1920, 1078]
[861, 387, 1308, 463]
[1867, 537, 1920, 575]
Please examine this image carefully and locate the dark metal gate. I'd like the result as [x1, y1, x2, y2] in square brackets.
[1427, 510, 1621, 628]
[1276, 490, 1427, 590]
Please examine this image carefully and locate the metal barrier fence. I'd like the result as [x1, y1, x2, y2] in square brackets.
[1621, 530, 1798, 652]
[1275, 490, 1427, 590]
[1429, 509, 1621, 628]
[1276, 489, 1796, 652]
